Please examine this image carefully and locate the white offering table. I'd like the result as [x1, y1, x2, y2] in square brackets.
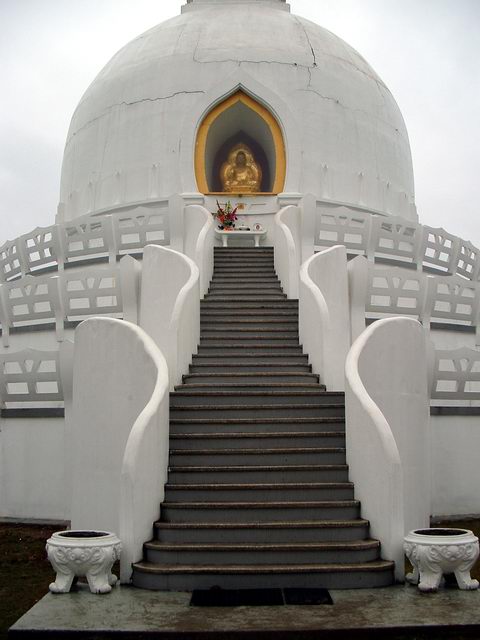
[215, 228, 267, 247]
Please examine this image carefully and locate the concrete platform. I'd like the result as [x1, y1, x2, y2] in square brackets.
[9, 583, 480, 639]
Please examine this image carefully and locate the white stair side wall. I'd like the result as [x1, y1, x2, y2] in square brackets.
[345, 317, 430, 580]
[184, 205, 214, 299]
[139, 245, 200, 388]
[69, 317, 169, 583]
[274, 205, 301, 298]
[299, 246, 350, 391]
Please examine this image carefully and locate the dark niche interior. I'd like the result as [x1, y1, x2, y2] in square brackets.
[210, 131, 271, 193]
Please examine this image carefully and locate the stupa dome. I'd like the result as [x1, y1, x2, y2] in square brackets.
[59, 0, 416, 221]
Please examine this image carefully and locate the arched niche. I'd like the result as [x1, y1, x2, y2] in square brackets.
[195, 90, 286, 195]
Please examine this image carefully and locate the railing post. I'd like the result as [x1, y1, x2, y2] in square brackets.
[49, 276, 65, 342]
[347, 255, 369, 343]
[120, 255, 142, 324]
[103, 215, 118, 266]
[300, 193, 315, 263]
[0, 285, 12, 348]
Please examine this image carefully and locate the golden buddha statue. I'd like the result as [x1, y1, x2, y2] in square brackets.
[220, 143, 262, 193]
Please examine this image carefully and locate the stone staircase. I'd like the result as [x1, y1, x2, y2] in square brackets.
[132, 246, 395, 590]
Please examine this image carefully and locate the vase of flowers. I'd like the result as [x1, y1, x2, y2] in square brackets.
[213, 200, 238, 230]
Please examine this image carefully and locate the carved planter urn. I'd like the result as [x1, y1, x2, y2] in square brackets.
[46, 530, 122, 594]
[404, 528, 479, 592]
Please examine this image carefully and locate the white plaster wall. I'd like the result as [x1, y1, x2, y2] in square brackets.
[59, 2, 414, 221]
[70, 318, 161, 534]
[139, 245, 200, 387]
[0, 416, 68, 521]
[431, 414, 480, 518]
[345, 317, 430, 579]
[299, 245, 350, 391]
[0, 327, 75, 355]
[429, 327, 477, 351]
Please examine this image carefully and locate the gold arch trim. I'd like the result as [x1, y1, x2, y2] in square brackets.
[195, 90, 286, 195]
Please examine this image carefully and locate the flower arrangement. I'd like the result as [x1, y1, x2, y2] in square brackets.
[213, 200, 238, 230]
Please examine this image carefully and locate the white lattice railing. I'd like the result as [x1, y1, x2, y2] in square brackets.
[366, 266, 426, 320]
[0, 348, 64, 406]
[2, 343, 480, 407]
[431, 347, 480, 401]
[0, 263, 136, 346]
[315, 204, 480, 281]
[350, 258, 480, 338]
[0, 201, 170, 283]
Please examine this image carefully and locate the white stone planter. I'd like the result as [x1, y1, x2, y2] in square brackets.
[404, 528, 479, 592]
[46, 530, 122, 594]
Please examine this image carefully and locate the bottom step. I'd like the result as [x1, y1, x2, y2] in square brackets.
[132, 560, 395, 591]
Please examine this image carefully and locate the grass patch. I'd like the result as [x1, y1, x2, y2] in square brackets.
[0, 523, 57, 640]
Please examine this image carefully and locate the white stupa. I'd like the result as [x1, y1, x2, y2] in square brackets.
[2, 0, 479, 593]
[59, 0, 415, 222]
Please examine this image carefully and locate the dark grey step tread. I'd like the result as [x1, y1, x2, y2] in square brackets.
[170, 448, 346, 455]
[171, 417, 345, 424]
[201, 331, 299, 336]
[163, 500, 359, 509]
[132, 560, 394, 575]
[201, 319, 298, 324]
[209, 283, 281, 287]
[192, 357, 308, 361]
[170, 404, 345, 411]
[201, 305, 298, 310]
[204, 299, 288, 303]
[172, 391, 340, 398]
[170, 432, 344, 440]
[183, 373, 319, 379]
[165, 482, 353, 491]
[189, 369, 314, 374]
[155, 519, 368, 530]
[177, 383, 322, 388]
[144, 539, 379, 552]
[211, 278, 281, 282]
[201, 301, 298, 305]
[201, 313, 299, 317]
[190, 360, 309, 364]
[200, 338, 300, 342]
[197, 343, 303, 348]
[189, 364, 312, 369]
[169, 464, 349, 473]
[194, 349, 305, 353]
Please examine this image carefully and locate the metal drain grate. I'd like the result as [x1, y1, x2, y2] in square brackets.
[190, 587, 333, 607]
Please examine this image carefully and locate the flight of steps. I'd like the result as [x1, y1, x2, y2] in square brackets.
[132, 246, 394, 590]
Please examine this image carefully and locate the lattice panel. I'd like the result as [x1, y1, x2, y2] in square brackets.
[432, 347, 480, 400]
[113, 207, 169, 254]
[0, 240, 24, 281]
[425, 275, 480, 326]
[315, 206, 371, 254]
[420, 226, 460, 274]
[365, 266, 426, 318]
[62, 215, 115, 263]
[0, 349, 63, 403]
[0, 274, 60, 325]
[61, 267, 123, 318]
[21, 226, 61, 272]
[456, 240, 480, 281]
[369, 215, 421, 264]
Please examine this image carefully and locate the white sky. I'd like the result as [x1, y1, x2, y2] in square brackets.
[1, 0, 479, 244]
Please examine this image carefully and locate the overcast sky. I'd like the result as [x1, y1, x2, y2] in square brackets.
[1, 0, 479, 245]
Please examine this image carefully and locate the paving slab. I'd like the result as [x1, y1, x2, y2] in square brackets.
[9, 583, 480, 639]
